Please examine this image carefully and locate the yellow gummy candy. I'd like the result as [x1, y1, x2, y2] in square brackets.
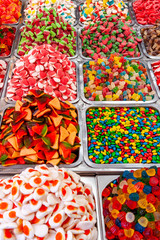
[133, 169, 142, 178]
[106, 220, 114, 229]
[127, 184, 137, 194]
[146, 168, 156, 176]
[111, 209, 119, 219]
[124, 229, 134, 238]
[146, 203, 156, 213]
[117, 194, 126, 205]
[138, 217, 148, 227]
[138, 199, 148, 209]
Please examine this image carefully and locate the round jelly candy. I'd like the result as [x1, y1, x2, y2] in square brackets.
[149, 177, 159, 186]
[152, 186, 160, 196]
[145, 213, 155, 222]
[106, 229, 115, 240]
[135, 223, 145, 233]
[129, 192, 139, 201]
[125, 212, 135, 223]
[127, 184, 137, 194]
[135, 182, 144, 192]
[121, 220, 132, 229]
[146, 203, 156, 213]
[102, 187, 111, 197]
[118, 211, 126, 221]
[127, 200, 137, 210]
[147, 194, 156, 204]
[132, 231, 143, 240]
[148, 221, 156, 229]
[143, 228, 153, 238]
[117, 194, 126, 205]
[156, 221, 160, 231]
[137, 208, 146, 216]
[111, 209, 119, 219]
[153, 212, 160, 221]
[115, 218, 121, 227]
[138, 216, 148, 227]
[146, 168, 156, 177]
[118, 229, 125, 238]
[124, 228, 134, 238]
[106, 220, 114, 229]
[143, 185, 152, 194]
[133, 169, 142, 178]
[138, 199, 148, 209]
[110, 225, 119, 235]
[142, 170, 149, 178]
[119, 180, 128, 189]
[112, 199, 122, 210]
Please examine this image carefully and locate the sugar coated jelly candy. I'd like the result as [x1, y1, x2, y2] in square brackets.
[126, 212, 135, 223]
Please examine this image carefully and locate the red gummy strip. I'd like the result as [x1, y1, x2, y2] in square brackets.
[0, 26, 16, 57]
[151, 62, 160, 89]
[133, 0, 160, 25]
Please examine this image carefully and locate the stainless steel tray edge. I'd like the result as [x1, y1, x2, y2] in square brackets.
[97, 175, 121, 240]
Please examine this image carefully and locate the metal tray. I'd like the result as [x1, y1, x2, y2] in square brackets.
[82, 103, 160, 169]
[78, 1, 134, 27]
[138, 27, 160, 60]
[0, 101, 83, 171]
[14, 24, 79, 60]
[1, 58, 80, 104]
[78, 26, 144, 61]
[148, 61, 160, 98]
[97, 175, 121, 240]
[0, 59, 11, 99]
[129, 0, 154, 28]
[0, 173, 102, 240]
[79, 59, 158, 105]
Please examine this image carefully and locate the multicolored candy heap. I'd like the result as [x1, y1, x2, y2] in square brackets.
[25, 0, 76, 25]
[0, 0, 21, 24]
[18, 8, 76, 57]
[80, 15, 142, 59]
[0, 90, 81, 166]
[83, 55, 154, 101]
[102, 167, 160, 239]
[7, 44, 77, 102]
[0, 26, 16, 57]
[0, 164, 97, 239]
[80, 0, 131, 25]
[151, 61, 160, 90]
[0, 60, 7, 93]
[87, 107, 160, 164]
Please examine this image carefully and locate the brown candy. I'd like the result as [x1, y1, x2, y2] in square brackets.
[141, 20, 160, 56]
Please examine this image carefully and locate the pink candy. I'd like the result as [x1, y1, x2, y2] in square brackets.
[0, 60, 7, 93]
[7, 44, 77, 101]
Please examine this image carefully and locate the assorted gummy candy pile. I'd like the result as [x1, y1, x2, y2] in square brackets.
[0, 26, 16, 57]
[0, 0, 21, 24]
[87, 107, 160, 164]
[102, 167, 160, 239]
[83, 54, 154, 101]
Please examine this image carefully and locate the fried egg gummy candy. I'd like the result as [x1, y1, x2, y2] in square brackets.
[0, 165, 97, 240]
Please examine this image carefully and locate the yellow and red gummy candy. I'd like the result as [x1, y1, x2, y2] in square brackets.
[0, 0, 21, 24]
[102, 167, 160, 240]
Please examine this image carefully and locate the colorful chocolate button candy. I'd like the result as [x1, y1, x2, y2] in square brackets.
[83, 54, 154, 101]
[87, 107, 160, 164]
[0, 90, 81, 166]
[7, 44, 77, 102]
[102, 167, 160, 239]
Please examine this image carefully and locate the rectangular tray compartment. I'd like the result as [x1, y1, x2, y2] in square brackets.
[83, 103, 160, 169]
[79, 59, 158, 105]
[0, 101, 83, 170]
